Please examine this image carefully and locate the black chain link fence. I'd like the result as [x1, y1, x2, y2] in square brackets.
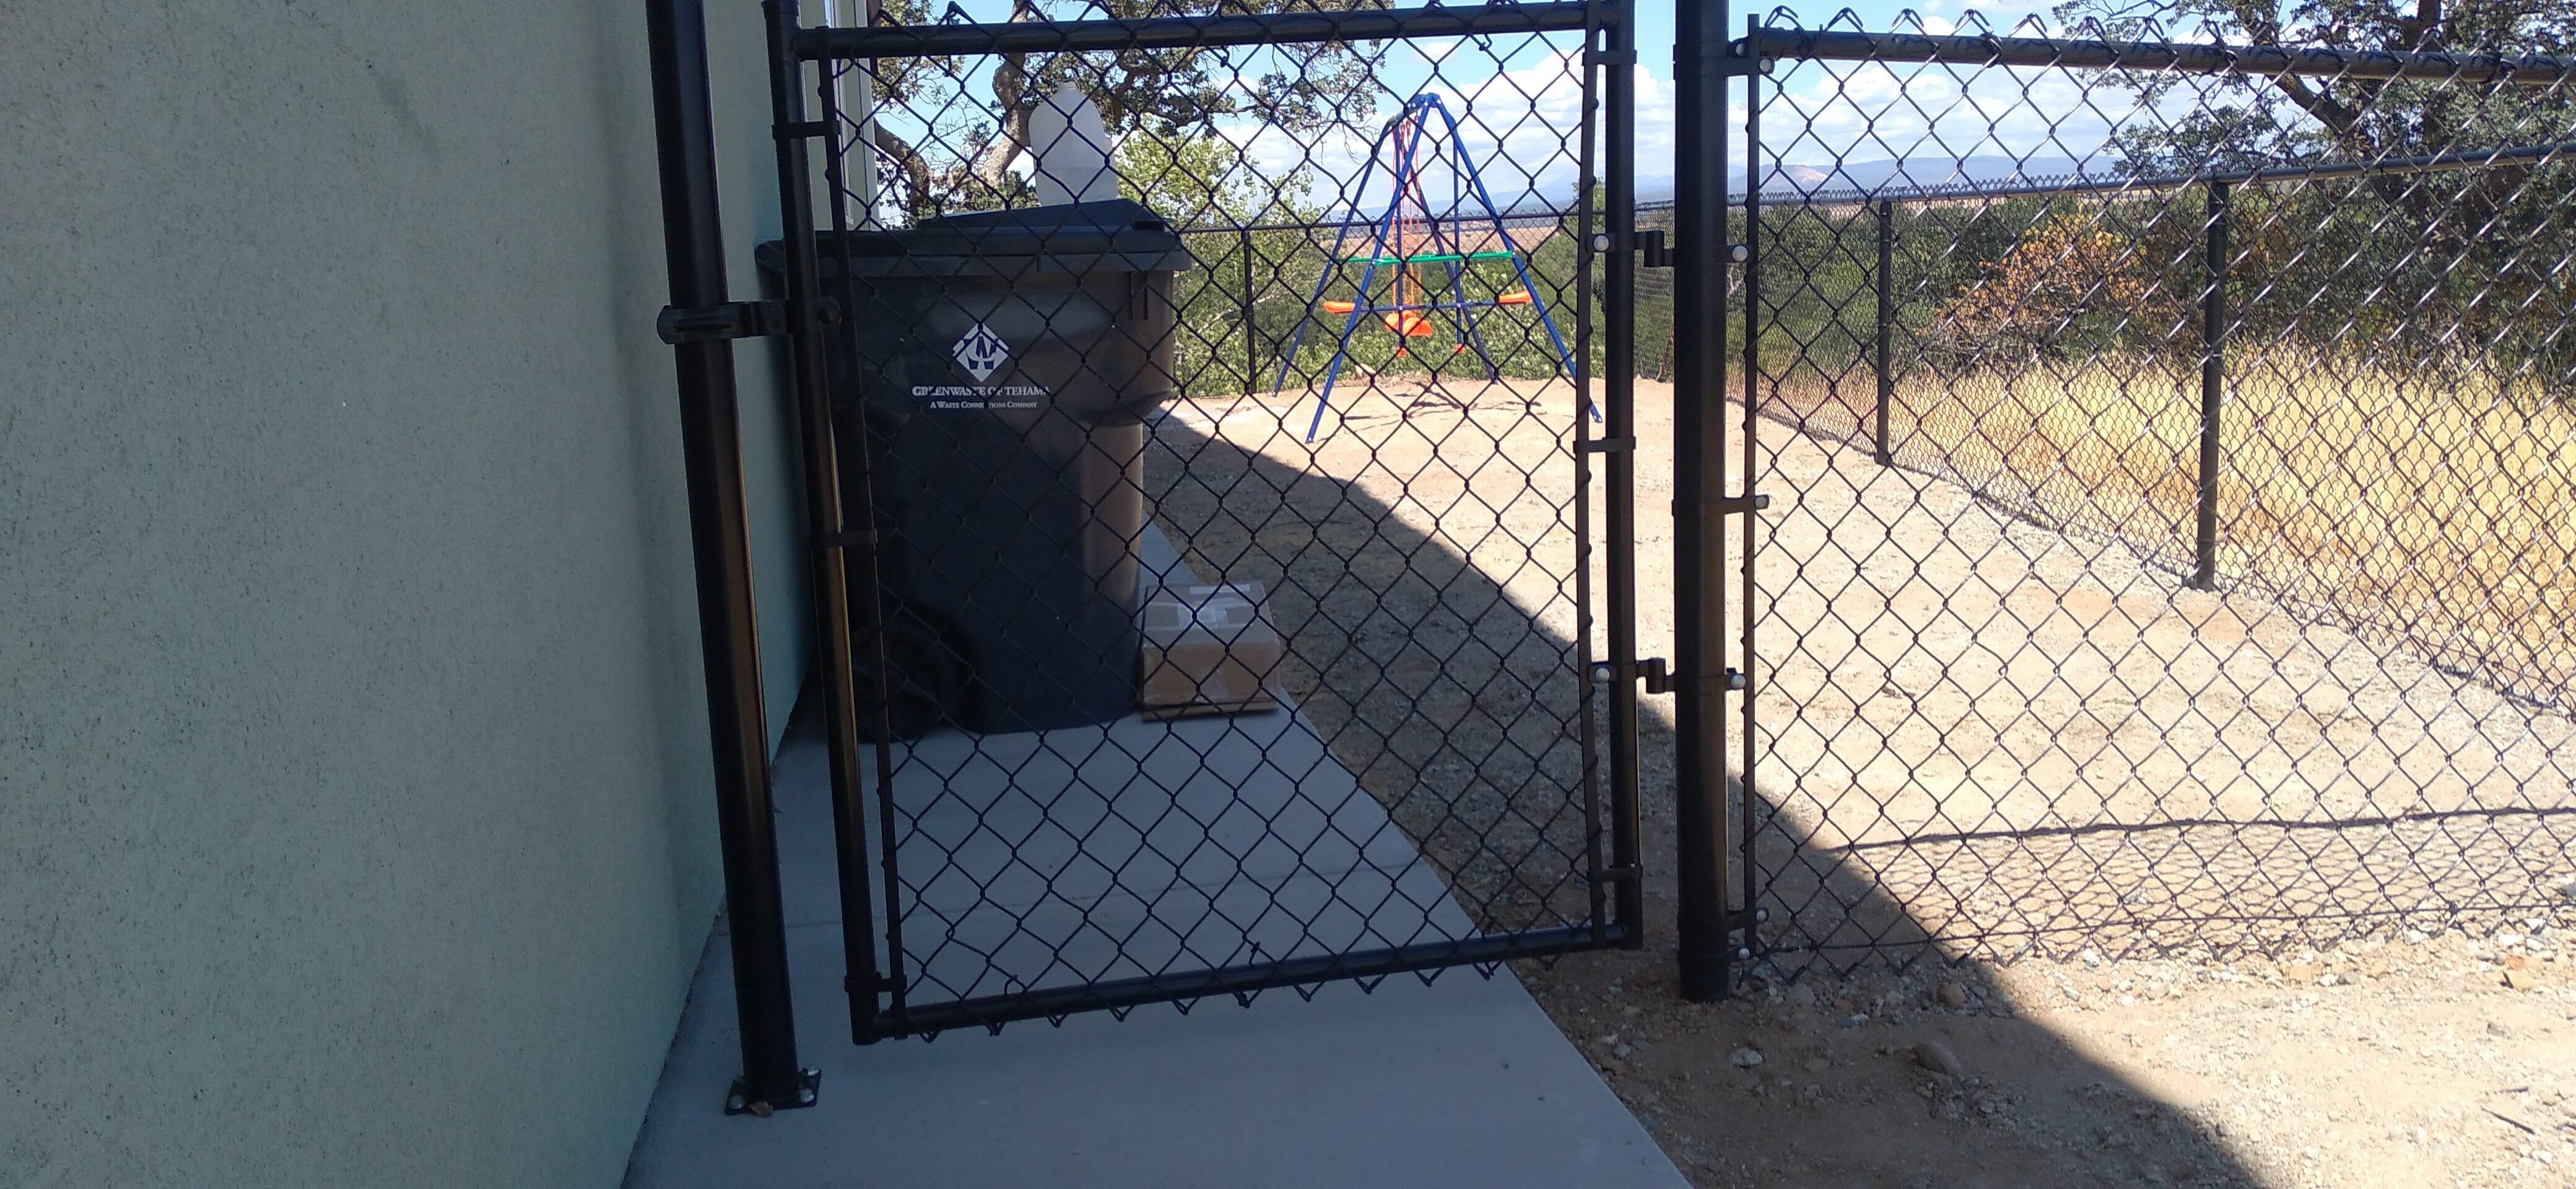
[1736, 11, 2576, 970]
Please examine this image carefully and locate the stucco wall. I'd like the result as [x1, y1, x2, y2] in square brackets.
[1, 2, 809, 1185]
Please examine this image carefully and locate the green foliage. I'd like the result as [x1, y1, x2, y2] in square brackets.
[1152, 163, 2570, 403]
[1115, 129, 1312, 227]
[865, 0, 1381, 222]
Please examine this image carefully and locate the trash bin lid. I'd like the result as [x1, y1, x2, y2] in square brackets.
[770, 198, 1195, 278]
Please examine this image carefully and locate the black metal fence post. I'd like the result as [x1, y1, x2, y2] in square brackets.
[1734, 25, 1764, 969]
[1873, 198, 1894, 466]
[1243, 226, 1258, 394]
[765, 0, 886, 1051]
[1672, 0, 1734, 1001]
[644, 0, 808, 1113]
[1602, 0, 1646, 947]
[2191, 180, 2230, 591]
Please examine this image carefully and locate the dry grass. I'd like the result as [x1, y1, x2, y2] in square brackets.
[1774, 351, 2576, 707]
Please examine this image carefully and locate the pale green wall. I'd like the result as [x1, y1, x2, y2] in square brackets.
[715, 10, 823, 735]
[1, 2, 811, 1186]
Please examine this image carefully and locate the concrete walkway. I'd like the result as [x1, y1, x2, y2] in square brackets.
[625, 535, 1684, 1188]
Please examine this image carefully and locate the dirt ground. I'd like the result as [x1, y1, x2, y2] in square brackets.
[1148, 370, 2576, 1187]
[1527, 927, 2576, 1188]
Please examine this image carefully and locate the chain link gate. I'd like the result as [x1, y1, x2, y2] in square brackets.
[1729, 12, 2576, 973]
[760, 0, 1648, 1040]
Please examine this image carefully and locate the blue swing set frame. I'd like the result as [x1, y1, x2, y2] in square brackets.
[1269, 93, 1581, 442]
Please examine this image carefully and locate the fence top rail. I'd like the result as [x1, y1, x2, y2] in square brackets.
[1170, 209, 1580, 234]
[1745, 24, 2576, 84]
[798, 1, 1601, 60]
[1738, 139, 2576, 207]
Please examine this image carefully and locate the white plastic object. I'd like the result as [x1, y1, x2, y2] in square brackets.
[1027, 84, 1119, 205]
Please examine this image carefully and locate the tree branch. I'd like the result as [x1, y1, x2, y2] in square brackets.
[975, 0, 1042, 193]
[874, 124, 936, 217]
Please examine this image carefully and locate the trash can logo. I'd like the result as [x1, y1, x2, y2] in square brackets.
[952, 323, 1011, 382]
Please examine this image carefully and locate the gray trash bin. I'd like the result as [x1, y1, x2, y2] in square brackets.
[762, 199, 1191, 736]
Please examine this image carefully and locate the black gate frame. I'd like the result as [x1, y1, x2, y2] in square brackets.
[764, 0, 1648, 1044]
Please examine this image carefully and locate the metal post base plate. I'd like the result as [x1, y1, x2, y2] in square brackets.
[725, 1066, 822, 1117]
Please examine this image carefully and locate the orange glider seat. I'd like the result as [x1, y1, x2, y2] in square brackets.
[1383, 310, 1434, 337]
[1495, 289, 1534, 305]
[1317, 300, 1434, 336]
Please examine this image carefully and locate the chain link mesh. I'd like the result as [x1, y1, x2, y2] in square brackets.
[1739, 9, 2576, 970]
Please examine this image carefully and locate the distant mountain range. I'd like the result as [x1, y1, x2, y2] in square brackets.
[1354, 157, 2130, 224]
[1631, 155, 2121, 203]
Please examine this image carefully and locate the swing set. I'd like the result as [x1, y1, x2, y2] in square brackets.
[1271, 93, 1578, 442]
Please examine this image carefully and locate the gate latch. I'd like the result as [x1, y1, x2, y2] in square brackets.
[1595, 657, 1677, 695]
[1636, 229, 1676, 269]
[1587, 230, 1676, 269]
[1614, 231, 1746, 269]
[1595, 658, 1741, 696]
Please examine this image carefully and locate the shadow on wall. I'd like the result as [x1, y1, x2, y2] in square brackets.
[1139, 404, 2261, 1187]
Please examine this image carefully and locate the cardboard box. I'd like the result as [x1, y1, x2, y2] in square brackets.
[1139, 581, 1282, 719]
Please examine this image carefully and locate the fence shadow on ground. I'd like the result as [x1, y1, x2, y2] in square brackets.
[1743, 378, 2576, 969]
[1141, 393, 2266, 1185]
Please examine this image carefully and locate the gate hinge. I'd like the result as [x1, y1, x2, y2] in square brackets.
[1598, 863, 1643, 884]
[817, 528, 880, 550]
[659, 300, 788, 344]
[1721, 43, 1777, 74]
[1717, 492, 1771, 515]
[1577, 435, 1635, 455]
[657, 298, 839, 344]
[1584, 48, 1637, 67]
[774, 119, 832, 141]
